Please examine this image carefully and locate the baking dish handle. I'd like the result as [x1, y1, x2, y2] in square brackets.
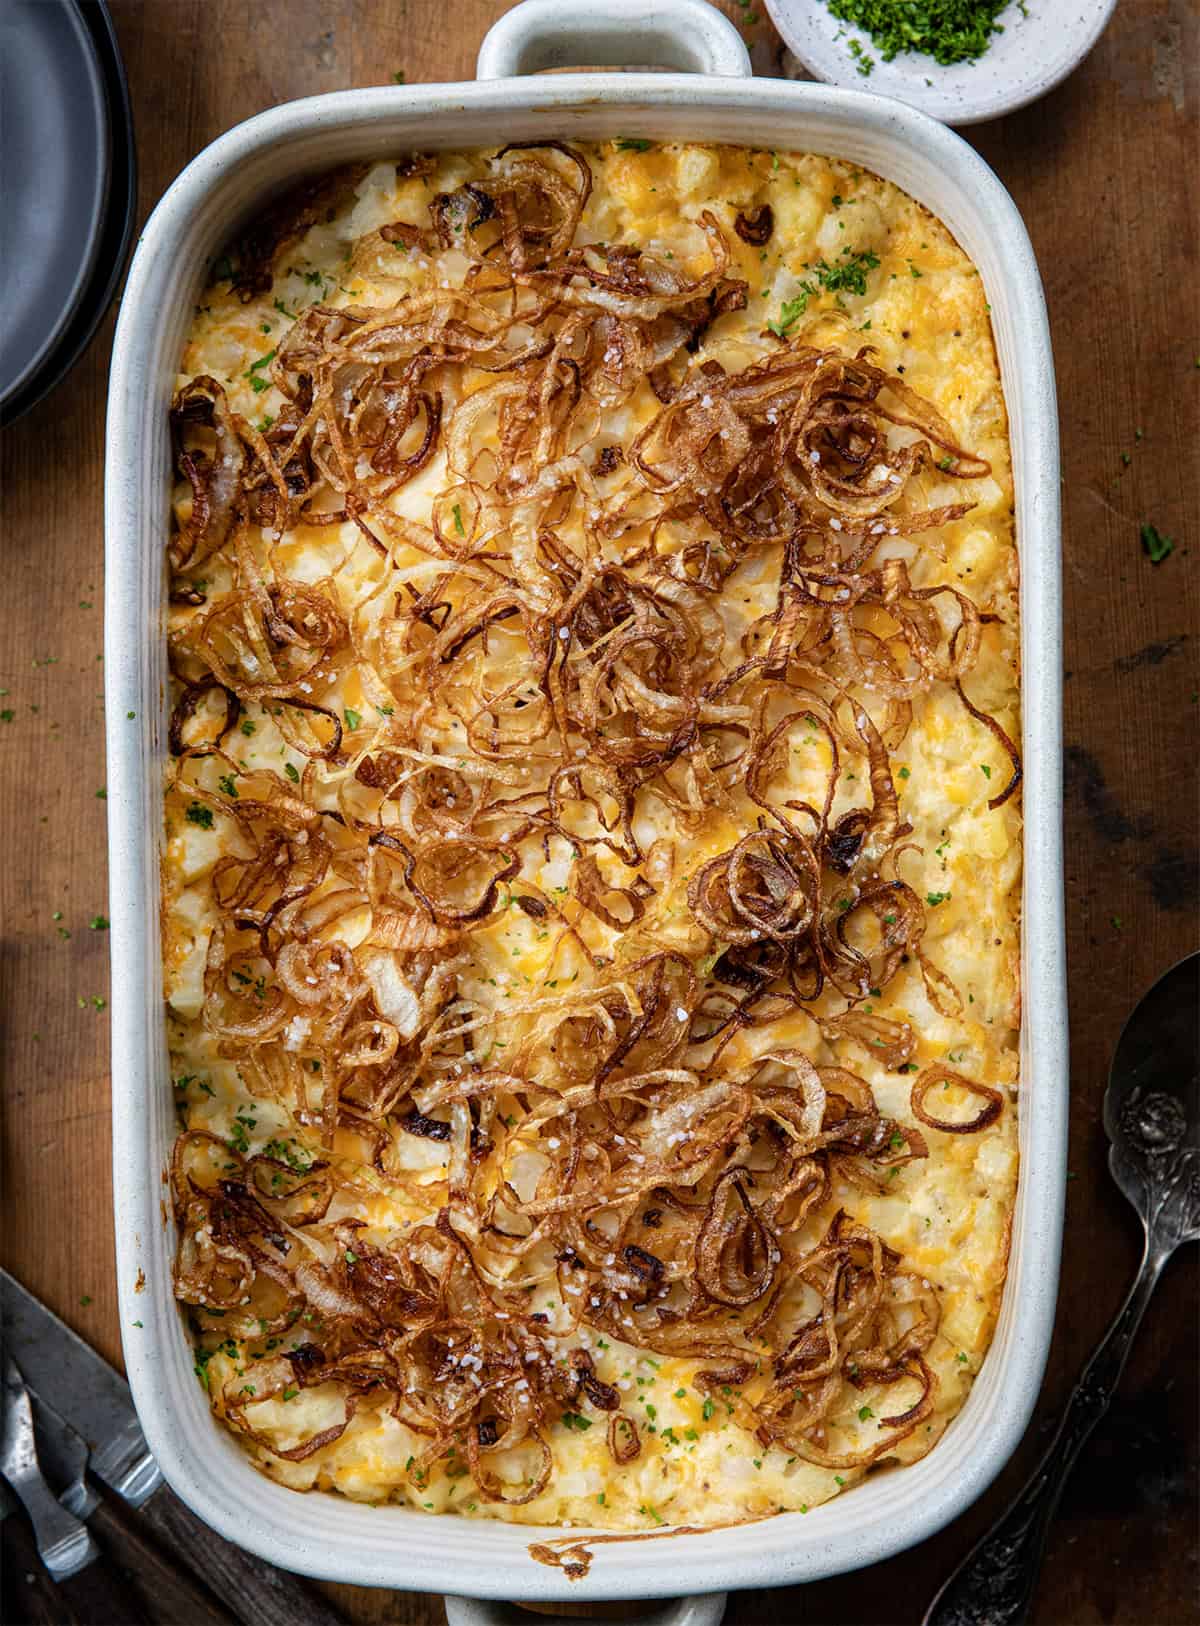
[445, 1594, 728, 1626]
[476, 0, 752, 80]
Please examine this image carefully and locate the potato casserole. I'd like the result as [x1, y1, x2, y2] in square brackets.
[162, 139, 1021, 1534]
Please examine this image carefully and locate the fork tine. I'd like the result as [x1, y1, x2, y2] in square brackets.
[1, 1352, 98, 1581]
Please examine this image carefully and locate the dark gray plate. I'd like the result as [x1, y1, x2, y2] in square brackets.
[0, 0, 111, 409]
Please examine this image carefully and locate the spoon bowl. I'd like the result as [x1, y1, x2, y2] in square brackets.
[1104, 953, 1200, 1252]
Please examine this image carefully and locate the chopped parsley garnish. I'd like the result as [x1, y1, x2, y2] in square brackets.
[284, 762, 300, 783]
[819, 247, 882, 294]
[244, 350, 276, 395]
[560, 1411, 593, 1431]
[858, 1405, 875, 1422]
[228, 1110, 256, 1154]
[452, 503, 465, 537]
[262, 1138, 312, 1171]
[218, 773, 239, 799]
[615, 138, 653, 152]
[185, 802, 214, 829]
[925, 891, 950, 907]
[768, 247, 881, 335]
[823, 0, 1016, 68]
[767, 294, 810, 338]
[343, 708, 362, 731]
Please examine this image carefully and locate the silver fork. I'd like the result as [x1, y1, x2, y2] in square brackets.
[1, 1349, 97, 1580]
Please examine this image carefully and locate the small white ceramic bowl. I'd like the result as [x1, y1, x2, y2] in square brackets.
[765, 0, 1118, 125]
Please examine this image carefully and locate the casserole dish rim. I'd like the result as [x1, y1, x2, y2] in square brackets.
[104, 61, 1067, 1604]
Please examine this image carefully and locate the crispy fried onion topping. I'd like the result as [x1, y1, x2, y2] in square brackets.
[168, 142, 1015, 1498]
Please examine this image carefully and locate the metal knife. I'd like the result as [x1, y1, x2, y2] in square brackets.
[1, 1270, 344, 1626]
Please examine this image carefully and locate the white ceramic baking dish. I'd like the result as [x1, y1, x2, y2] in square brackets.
[104, 0, 1067, 1611]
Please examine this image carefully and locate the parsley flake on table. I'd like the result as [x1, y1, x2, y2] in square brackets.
[1140, 524, 1173, 564]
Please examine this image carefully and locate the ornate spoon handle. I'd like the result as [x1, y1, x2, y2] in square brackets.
[923, 1240, 1169, 1626]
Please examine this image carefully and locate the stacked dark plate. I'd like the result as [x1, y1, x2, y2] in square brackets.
[0, 0, 135, 423]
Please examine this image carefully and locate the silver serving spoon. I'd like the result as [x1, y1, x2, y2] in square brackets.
[924, 951, 1200, 1626]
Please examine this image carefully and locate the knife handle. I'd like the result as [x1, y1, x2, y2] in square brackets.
[135, 1481, 345, 1626]
[56, 1548, 151, 1626]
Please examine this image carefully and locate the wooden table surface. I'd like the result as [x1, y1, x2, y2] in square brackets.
[2, 2, 1196, 1622]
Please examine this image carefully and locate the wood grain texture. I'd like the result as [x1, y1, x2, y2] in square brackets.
[0, 3, 1195, 1623]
